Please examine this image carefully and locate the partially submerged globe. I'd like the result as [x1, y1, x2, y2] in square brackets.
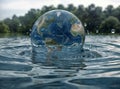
[31, 10, 85, 50]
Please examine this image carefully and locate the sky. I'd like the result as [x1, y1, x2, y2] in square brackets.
[0, 0, 120, 20]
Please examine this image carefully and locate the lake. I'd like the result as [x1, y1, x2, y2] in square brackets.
[0, 34, 120, 89]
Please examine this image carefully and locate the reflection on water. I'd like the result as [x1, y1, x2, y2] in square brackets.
[0, 35, 120, 89]
[32, 45, 86, 69]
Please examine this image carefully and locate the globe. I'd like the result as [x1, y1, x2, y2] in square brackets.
[31, 10, 85, 49]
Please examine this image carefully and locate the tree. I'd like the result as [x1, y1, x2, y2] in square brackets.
[4, 18, 13, 32]
[104, 5, 114, 17]
[86, 4, 103, 33]
[75, 5, 87, 22]
[0, 22, 9, 33]
[18, 9, 41, 34]
[113, 6, 120, 21]
[67, 4, 76, 14]
[100, 16, 120, 33]
[57, 4, 65, 10]
[4, 15, 20, 33]
[11, 15, 21, 33]
[41, 5, 55, 13]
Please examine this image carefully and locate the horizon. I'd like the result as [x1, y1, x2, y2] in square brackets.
[0, 0, 120, 20]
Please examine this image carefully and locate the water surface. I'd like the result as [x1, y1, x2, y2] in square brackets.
[0, 35, 120, 89]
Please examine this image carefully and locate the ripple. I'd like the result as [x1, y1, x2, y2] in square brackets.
[0, 35, 120, 89]
[0, 62, 32, 71]
[0, 77, 32, 89]
[70, 77, 120, 89]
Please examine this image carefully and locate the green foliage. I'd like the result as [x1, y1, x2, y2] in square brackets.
[0, 4, 120, 34]
[57, 4, 65, 10]
[100, 16, 120, 33]
[0, 22, 9, 33]
[85, 4, 103, 33]
[18, 9, 41, 34]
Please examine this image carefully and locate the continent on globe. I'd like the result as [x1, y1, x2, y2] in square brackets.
[70, 23, 84, 37]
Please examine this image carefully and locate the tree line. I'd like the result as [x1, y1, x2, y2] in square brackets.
[0, 4, 120, 34]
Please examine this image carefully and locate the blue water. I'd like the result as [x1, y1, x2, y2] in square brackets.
[0, 35, 120, 89]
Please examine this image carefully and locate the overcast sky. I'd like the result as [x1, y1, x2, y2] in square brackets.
[0, 0, 120, 20]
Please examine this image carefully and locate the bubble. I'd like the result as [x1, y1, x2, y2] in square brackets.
[31, 10, 85, 63]
[31, 10, 85, 47]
